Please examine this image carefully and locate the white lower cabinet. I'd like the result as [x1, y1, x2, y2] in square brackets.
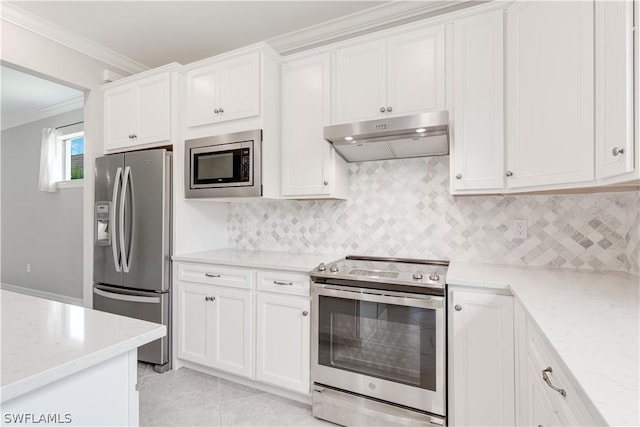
[449, 289, 514, 426]
[515, 300, 603, 426]
[256, 292, 310, 394]
[176, 261, 311, 396]
[177, 280, 253, 378]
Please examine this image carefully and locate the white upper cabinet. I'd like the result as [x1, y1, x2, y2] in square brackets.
[281, 54, 348, 199]
[104, 72, 171, 152]
[186, 52, 260, 127]
[332, 26, 445, 124]
[449, 9, 504, 192]
[595, 1, 635, 179]
[506, 1, 594, 188]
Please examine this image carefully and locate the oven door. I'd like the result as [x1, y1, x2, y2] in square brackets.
[311, 283, 445, 416]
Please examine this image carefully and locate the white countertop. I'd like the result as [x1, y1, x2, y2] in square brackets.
[448, 262, 640, 426]
[172, 248, 343, 272]
[1, 290, 166, 403]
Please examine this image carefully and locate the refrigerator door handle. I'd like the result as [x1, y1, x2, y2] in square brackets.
[120, 166, 134, 273]
[94, 287, 161, 304]
[112, 167, 123, 273]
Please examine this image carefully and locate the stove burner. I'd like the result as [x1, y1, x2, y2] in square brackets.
[349, 269, 399, 278]
[311, 255, 449, 296]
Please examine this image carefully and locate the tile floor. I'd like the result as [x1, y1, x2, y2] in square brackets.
[137, 363, 333, 426]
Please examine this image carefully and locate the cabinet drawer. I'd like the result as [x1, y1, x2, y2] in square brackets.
[177, 263, 254, 290]
[527, 323, 599, 426]
[256, 270, 310, 296]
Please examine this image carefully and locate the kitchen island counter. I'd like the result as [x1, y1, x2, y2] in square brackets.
[1, 290, 165, 425]
[447, 262, 639, 426]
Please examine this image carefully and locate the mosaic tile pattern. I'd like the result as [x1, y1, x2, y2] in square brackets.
[625, 192, 640, 276]
[229, 156, 639, 274]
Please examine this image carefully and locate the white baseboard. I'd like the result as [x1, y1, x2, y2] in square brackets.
[0, 283, 84, 306]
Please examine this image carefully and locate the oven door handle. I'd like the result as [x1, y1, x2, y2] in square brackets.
[313, 284, 444, 310]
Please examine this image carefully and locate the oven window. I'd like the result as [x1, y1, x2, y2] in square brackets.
[318, 295, 437, 391]
[193, 148, 248, 184]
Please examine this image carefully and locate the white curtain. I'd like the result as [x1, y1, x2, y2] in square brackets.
[38, 128, 62, 192]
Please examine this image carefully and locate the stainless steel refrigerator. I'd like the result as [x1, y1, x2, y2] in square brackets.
[93, 149, 172, 373]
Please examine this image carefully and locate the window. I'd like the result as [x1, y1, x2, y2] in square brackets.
[57, 131, 84, 183]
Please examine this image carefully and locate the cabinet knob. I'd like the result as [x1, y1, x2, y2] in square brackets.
[505, 170, 514, 177]
[219, 107, 224, 113]
[612, 147, 625, 156]
[454, 304, 462, 311]
[214, 108, 219, 114]
[380, 107, 386, 113]
[323, 180, 329, 186]
[302, 311, 309, 317]
[456, 173, 463, 180]
[386, 106, 392, 112]
[205, 296, 216, 301]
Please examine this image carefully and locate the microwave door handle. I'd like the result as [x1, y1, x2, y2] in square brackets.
[119, 166, 133, 273]
[112, 167, 123, 272]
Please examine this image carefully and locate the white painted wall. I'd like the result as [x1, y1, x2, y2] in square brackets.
[1, 19, 129, 307]
[1, 109, 84, 298]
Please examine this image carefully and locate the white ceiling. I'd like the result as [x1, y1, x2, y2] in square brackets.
[1, 66, 84, 130]
[2, 1, 464, 129]
[9, 1, 389, 69]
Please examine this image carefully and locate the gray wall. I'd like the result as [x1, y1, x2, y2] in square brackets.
[1, 109, 84, 298]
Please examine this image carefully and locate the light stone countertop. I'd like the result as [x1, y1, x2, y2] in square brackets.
[1, 290, 166, 403]
[172, 248, 344, 273]
[447, 262, 640, 426]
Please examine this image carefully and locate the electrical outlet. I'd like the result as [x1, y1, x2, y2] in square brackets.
[512, 219, 528, 239]
[26, 264, 31, 273]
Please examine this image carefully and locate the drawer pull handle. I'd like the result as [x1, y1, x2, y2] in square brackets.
[273, 280, 293, 286]
[542, 367, 567, 397]
[205, 273, 221, 278]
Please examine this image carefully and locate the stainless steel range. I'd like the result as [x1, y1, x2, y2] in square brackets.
[310, 256, 448, 427]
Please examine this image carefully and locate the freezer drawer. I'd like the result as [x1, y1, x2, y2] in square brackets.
[93, 284, 170, 368]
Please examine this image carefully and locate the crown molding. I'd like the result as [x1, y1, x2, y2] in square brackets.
[2, 95, 84, 131]
[267, 0, 474, 56]
[1, 2, 148, 75]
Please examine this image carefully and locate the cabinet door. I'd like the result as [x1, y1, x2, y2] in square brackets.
[256, 293, 310, 394]
[186, 63, 221, 127]
[526, 357, 563, 427]
[333, 39, 387, 124]
[177, 282, 212, 366]
[450, 290, 514, 426]
[595, 1, 635, 179]
[211, 287, 253, 378]
[104, 85, 136, 151]
[281, 54, 333, 197]
[450, 10, 504, 191]
[218, 53, 261, 122]
[136, 73, 171, 146]
[387, 25, 445, 117]
[506, 1, 594, 188]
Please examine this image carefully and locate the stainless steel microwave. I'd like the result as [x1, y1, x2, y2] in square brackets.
[184, 129, 262, 198]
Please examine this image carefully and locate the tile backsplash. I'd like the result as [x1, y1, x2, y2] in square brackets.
[229, 156, 640, 275]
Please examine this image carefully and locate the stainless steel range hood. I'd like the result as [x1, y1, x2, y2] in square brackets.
[324, 111, 449, 162]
